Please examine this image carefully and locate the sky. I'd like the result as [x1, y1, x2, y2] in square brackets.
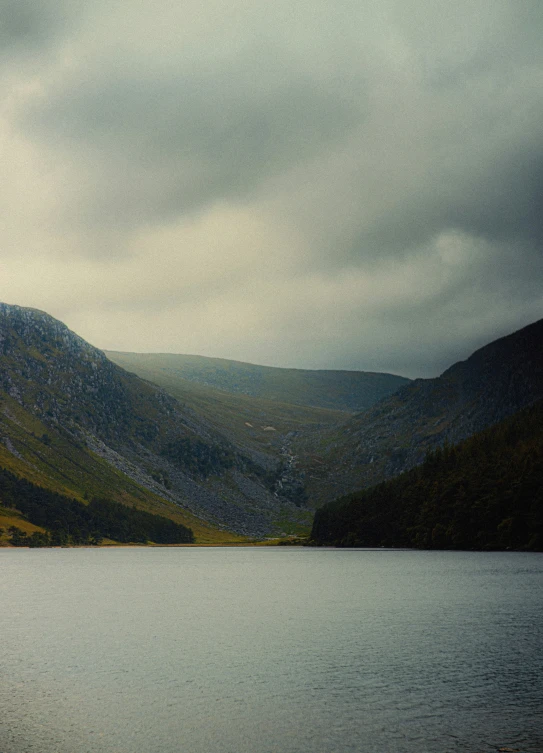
[1, 0, 542, 378]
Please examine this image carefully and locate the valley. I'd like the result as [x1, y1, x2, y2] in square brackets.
[1, 302, 542, 548]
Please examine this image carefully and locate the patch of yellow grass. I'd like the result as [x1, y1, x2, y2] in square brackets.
[0, 508, 45, 545]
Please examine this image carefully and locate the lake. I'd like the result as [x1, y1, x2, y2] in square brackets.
[1, 547, 541, 753]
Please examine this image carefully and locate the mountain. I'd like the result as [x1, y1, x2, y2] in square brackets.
[310, 398, 543, 550]
[0, 304, 311, 539]
[104, 353, 410, 517]
[105, 351, 409, 412]
[300, 318, 543, 503]
[105, 352, 352, 462]
[3, 303, 541, 544]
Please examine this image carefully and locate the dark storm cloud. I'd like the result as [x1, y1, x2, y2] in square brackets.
[0, 0, 77, 58]
[23, 61, 362, 226]
[342, 137, 543, 268]
[16, 0, 543, 246]
[0, 0, 54, 50]
[2, 0, 543, 376]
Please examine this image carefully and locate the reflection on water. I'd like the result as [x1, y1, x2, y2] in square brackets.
[1, 547, 542, 753]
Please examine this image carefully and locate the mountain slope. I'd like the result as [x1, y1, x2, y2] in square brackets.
[301, 318, 543, 503]
[105, 353, 350, 459]
[105, 350, 411, 513]
[0, 466, 195, 546]
[311, 398, 543, 550]
[0, 304, 310, 537]
[105, 351, 409, 412]
[0, 389, 228, 543]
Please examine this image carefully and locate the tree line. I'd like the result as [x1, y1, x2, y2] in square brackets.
[0, 467, 194, 546]
[311, 399, 543, 551]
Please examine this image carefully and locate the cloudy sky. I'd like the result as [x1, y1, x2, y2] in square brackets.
[1, 0, 542, 377]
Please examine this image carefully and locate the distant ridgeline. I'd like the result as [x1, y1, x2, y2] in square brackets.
[311, 399, 543, 551]
[0, 467, 194, 546]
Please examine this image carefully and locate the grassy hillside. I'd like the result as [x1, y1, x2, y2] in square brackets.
[105, 351, 409, 413]
[0, 465, 196, 546]
[0, 395, 247, 544]
[104, 355, 349, 456]
[0, 504, 45, 546]
[311, 399, 543, 551]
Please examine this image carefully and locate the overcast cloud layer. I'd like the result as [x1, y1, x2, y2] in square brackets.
[1, 0, 542, 377]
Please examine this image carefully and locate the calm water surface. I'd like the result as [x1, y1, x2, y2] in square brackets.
[0, 547, 541, 753]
